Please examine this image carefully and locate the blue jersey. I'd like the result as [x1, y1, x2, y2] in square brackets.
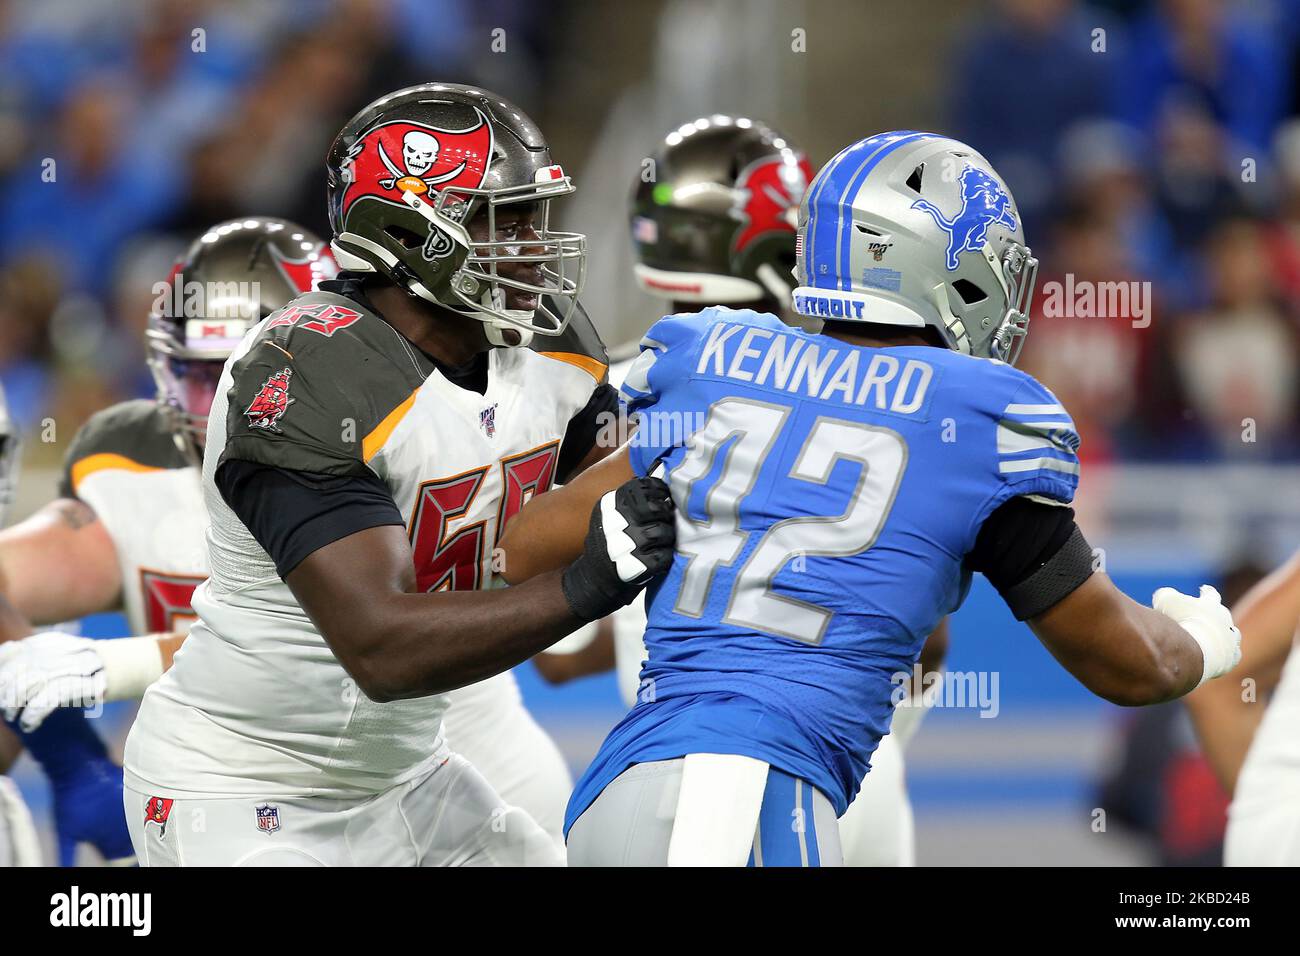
[565, 308, 1080, 831]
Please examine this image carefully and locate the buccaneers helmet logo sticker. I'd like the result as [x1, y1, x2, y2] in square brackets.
[268, 242, 337, 294]
[733, 153, 813, 253]
[245, 367, 294, 432]
[340, 108, 494, 217]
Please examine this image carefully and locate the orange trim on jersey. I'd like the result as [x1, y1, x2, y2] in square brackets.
[71, 453, 164, 493]
[362, 388, 420, 463]
[536, 351, 607, 383]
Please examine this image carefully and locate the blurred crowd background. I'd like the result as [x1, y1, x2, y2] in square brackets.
[5, 0, 1300, 466]
[4, 0, 1300, 865]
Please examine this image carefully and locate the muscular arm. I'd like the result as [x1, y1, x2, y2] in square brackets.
[499, 445, 635, 584]
[1027, 573, 1205, 706]
[0, 498, 121, 628]
[1184, 550, 1300, 794]
[288, 526, 592, 702]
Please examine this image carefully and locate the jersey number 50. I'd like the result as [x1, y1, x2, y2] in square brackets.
[671, 398, 906, 645]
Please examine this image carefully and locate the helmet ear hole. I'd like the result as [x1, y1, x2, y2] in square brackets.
[384, 225, 424, 250]
[905, 163, 925, 194]
[952, 278, 988, 305]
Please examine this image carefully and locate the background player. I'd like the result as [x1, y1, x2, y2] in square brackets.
[499, 132, 1243, 866]
[537, 115, 938, 866]
[0, 217, 331, 864]
[0, 386, 41, 866]
[1185, 547, 1300, 864]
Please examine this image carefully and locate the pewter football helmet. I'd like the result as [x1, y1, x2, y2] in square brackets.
[792, 132, 1037, 364]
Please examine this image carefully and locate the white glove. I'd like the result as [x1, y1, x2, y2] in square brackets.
[0, 632, 164, 732]
[1152, 585, 1242, 689]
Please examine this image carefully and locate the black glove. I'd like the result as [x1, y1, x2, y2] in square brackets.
[562, 476, 675, 622]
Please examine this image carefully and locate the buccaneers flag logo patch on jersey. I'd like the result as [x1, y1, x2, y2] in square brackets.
[339, 108, 494, 217]
[245, 367, 294, 432]
[144, 796, 174, 836]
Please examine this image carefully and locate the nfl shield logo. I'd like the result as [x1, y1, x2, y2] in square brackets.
[255, 804, 280, 834]
[479, 403, 497, 438]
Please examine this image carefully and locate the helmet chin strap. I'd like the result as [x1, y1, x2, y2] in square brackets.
[485, 323, 532, 348]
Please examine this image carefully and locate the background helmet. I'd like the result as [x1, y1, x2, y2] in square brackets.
[630, 115, 813, 309]
[792, 131, 1038, 364]
[326, 82, 585, 346]
[147, 217, 335, 458]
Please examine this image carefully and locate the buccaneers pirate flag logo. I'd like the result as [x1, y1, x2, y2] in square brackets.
[245, 367, 294, 432]
[732, 153, 814, 254]
[339, 108, 494, 217]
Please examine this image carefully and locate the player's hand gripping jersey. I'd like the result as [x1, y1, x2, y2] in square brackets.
[566, 307, 1081, 830]
[126, 280, 607, 799]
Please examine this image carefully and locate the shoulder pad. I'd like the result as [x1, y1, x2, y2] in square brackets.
[530, 298, 610, 384]
[61, 400, 188, 498]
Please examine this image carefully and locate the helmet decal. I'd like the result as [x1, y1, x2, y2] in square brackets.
[325, 84, 586, 342]
[732, 153, 813, 254]
[911, 165, 1018, 271]
[268, 241, 336, 293]
[340, 108, 494, 218]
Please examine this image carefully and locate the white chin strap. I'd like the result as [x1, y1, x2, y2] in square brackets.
[485, 322, 532, 348]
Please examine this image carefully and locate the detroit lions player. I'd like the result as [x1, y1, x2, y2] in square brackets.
[538, 115, 936, 866]
[499, 131, 1243, 866]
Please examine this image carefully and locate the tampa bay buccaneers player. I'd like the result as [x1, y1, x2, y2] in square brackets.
[534, 115, 946, 867]
[0, 212, 599, 851]
[0, 217, 333, 864]
[116, 83, 671, 866]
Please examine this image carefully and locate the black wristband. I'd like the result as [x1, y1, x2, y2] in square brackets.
[1002, 525, 1095, 621]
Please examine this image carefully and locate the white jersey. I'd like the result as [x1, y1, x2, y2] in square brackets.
[125, 288, 601, 800]
[60, 401, 208, 635]
[1232, 637, 1300, 814]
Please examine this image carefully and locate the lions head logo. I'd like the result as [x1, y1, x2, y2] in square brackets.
[339, 108, 494, 218]
[911, 165, 1018, 271]
[245, 367, 294, 432]
[732, 153, 814, 254]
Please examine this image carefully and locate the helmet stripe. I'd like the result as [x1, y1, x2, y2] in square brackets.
[805, 133, 897, 290]
[834, 131, 933, 291]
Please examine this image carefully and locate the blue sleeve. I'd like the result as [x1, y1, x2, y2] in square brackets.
[992, 375, 1081, 503]
[618, 311, 713, 476]
[967, 371, 1081, 546]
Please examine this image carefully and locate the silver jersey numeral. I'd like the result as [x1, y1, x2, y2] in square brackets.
[671, 400, 907, 644]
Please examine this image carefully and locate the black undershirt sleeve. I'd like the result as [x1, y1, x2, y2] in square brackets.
[556, 383, 620, 481]
[216, 458, 404, 579]
[965, 496, 1096, 621]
